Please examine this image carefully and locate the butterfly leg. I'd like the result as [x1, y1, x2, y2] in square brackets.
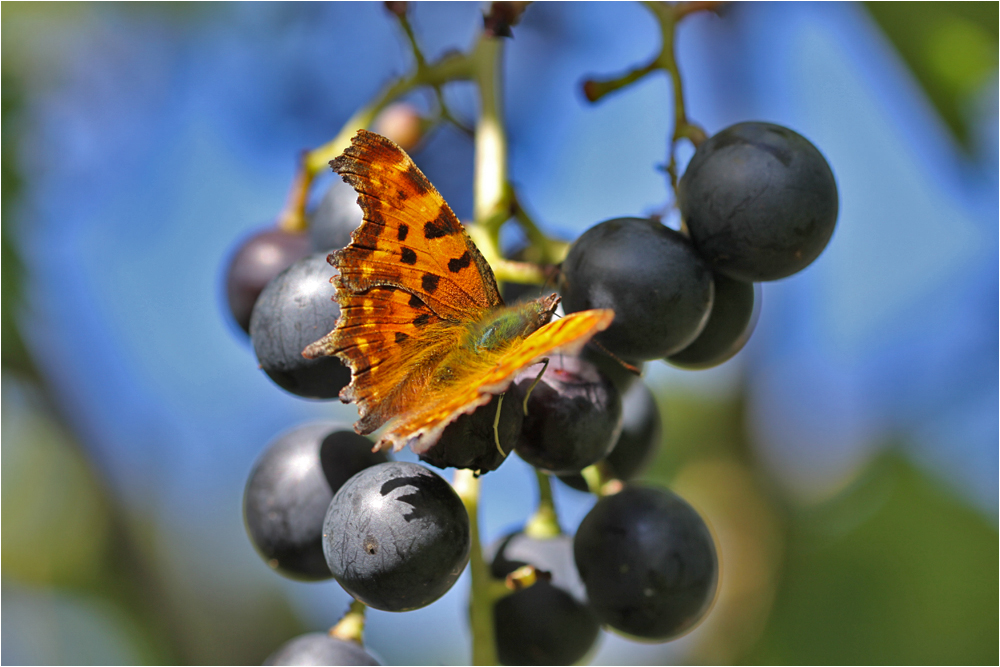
[493, 392, 507, 457]
[521, 357, 550, 416]
[587, 339, 642, 375]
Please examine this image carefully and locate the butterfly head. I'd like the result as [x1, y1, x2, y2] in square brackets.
[534, 293, 561, 320]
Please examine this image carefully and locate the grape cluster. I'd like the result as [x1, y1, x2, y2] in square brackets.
[228, 119, 835, 665]
[489, 532, 599, 664]
[562, 121, 837, 369]
[223, 178, 363, 399]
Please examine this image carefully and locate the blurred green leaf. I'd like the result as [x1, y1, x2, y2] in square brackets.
[1, 73, 35, 380]
[865, 2, 999, 147]
[2, 382, 111, 587]
[746, 453, 998, 665]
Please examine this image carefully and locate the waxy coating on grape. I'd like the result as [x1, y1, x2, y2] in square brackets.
[574, 486, 718, 640]
[559, 379, 662, 492]
[420, 384, 524, 474]
[561, 218, 714, 361]
[667, 274, 759, 369]
[323, 462, 470, 612]
[489, 532, 600, 666]
[263, 632, 380, 666]
[225, 227, 311, 334]
[678, 121, 838, 282]
[514, 356, 622, 474]
[309, 178, 363, 252]
[249, 253, 350, 399]
[243, 422, 387, 580]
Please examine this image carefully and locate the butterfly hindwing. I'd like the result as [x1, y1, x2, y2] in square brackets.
[377, 308, 616, 453]
[303, 286, 460, 434]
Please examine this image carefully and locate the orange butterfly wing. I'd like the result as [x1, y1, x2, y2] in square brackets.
[380, 308, 615, 454]
[304, 284, 458, 434]
[305, 129, 615, 457]
[330, 129, 501, 318]
[305, 129, 503, 435]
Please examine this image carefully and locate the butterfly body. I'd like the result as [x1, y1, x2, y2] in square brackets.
[303, 130, 614, 459]
[466, 294, 559, 353]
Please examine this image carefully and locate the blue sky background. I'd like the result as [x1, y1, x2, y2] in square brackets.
[3, 2, 996, 664]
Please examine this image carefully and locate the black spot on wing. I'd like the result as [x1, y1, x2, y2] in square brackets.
[408, 293, 423, 308]
[423, 210, 457, 239]
[394, 331, 409, 344]
[413, 313, 432, 327]
[448, 251, 472, 273]
[405, 165, 431, 195]
[397, 224, 409, 241]
[422, 274, 440, 293]
[400, 247, 417, 265]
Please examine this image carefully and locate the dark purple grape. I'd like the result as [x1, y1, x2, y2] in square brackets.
[489, 532, 599, 666]
[419, 384, 524, 474]
[678, 121, 838, 282]
[323, 462, 470, 612]
[264, 632, 379, 666]
[574, 486, 718, 640]
[249, 253, 350, 399]
[579, 344, 644, 395]
[558, 379, 662, 492]
[225, 227, 311, 334]
[514, 356, 622, 474]
[243, 422, 387, 580]
[309, 179, 363, 252]
[561, 218, 714, 361]
[667, 274, 759, 369]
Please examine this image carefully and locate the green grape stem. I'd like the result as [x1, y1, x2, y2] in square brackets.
[581, 1, 719, 196]
[454, 469, 505, 666]
[580, 460, 624, 496]
[463, 32, 507, 667]
[524, 468, 562, 539]
[328, 599, 368, 644]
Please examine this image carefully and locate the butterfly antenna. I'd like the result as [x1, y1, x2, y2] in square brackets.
[588, 339, 641, 375]
[542, 264, 561, 291]
[521, 357, 550, 415]
[493, 393, 508, 458]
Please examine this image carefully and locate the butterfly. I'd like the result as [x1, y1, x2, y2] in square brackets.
[303, 129, 614, 456]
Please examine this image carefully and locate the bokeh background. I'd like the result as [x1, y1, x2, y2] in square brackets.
[2, 2, 997, 664]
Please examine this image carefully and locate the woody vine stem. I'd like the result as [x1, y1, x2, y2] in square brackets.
[277, 3, 715, 664]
